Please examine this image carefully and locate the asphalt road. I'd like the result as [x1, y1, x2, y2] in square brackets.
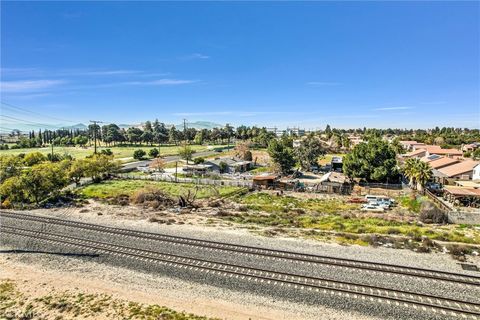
[120, 149, 226, 171]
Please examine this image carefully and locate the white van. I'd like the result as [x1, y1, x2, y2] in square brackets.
[365, 195, 380, 202]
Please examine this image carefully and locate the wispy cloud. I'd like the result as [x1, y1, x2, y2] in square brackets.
[420, 101, 447, 105]
[373, 106, 414, 111]
[119, 79, 198, 86]
[306, 81, 342, 86]
[1, 67, 155, 78]
[72, 69, 142, 76]
[93, 79, 198, 88]
[0, 80, 66, 92]
[180, 53, 210, 60]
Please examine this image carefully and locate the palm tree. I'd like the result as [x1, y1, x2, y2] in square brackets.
[402, 158, 432, 191]
[415, 161, 432, 192]
[403, 158, 418, 188]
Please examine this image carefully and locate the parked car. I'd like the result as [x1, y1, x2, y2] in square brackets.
[361, 204, 385, 212]
[349, 197, 367, 203]
[368, 201, 390, 210]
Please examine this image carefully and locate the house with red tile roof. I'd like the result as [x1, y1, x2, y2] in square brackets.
[422, 156, 460, 170]
[436, 160, 480, 183]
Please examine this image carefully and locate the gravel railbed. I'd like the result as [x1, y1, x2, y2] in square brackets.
[2, 215, 480, 305]
[2, 210, 478, 319]
[0, 234, 469, 320]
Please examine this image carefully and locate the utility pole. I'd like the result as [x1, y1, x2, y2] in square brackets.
[226, 123, 231, 151]
[183, 119, 188, 164]
[89, 120, 104, 154]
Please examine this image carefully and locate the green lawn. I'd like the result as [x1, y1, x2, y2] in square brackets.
[318, 153, 346, 165]
[0, 145, 216, 162]
[79, 179, 244, 199]
[237, 192, 359, 214]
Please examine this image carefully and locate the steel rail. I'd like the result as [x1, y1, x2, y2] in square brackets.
[2, 225, 480, 319]
[1, 211, 479, 286]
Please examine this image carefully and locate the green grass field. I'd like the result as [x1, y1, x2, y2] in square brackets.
[0, 145, 217, 162]
[79, 179, 244, 199]
[318, 153, 346, 165]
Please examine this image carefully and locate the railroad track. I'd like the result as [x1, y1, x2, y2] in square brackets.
[2, 225, 480, 319]
[2, 211, 479, 287]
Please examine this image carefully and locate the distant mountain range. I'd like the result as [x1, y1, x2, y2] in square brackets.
[173, 121, 223, 130]
[2, 121, 224, 133]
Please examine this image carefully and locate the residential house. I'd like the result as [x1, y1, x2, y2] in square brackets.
[462, 143, 480, 153]
[204, 157, 253, 173]
[421, 156, 460, 170]
[400, 141, 426, 151]
[404, 145, 463, 159]
[434, 160, 480, 184]
[404, 149, 427, 159]
[473, 163, 480, 181]
[182, 164, 214, 175]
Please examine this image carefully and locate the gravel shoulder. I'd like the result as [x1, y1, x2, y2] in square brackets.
[15, 202, 480, 273]
[1, 204, 479, 319]
[0, 245, 376, 320]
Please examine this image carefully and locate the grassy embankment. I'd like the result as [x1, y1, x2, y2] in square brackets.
[229, 192, 480, 245]
[0, 280, 217, 320]
[79, 180, 244, 200]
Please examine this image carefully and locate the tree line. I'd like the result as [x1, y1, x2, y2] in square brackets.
[3, 120, 278, 149]
[0, 153, 119, 208]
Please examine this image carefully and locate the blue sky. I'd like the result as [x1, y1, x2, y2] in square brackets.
[1, 1, 479, 130]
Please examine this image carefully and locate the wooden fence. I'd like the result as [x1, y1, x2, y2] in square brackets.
[114, 173, 254, 188]
[358, 182, 404, 190]
[424, 189, 453, 212]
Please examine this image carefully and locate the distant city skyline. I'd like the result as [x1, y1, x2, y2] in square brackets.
[1, 2, 479, 130]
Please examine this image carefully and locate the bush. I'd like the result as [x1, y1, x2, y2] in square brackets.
[0, 144, 9, 150]
[193, 157, 205, 164]
[219, 161, 228, 173]
[419, 201, 448, 224]
[24, 152, 46, 166]
[133, 149, 146, 160]
[148, 148, 159, 158]
[130, 186, 174, 209]
[100, 149, 113, 156]
[244, 150, 253, 161]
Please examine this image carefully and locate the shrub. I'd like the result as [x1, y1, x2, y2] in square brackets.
[133, 149, 146, 160]
[193, 157, 205, 164]
[130, 187, 174, 209]
[419, 201, 448, 224]
[148, 148, 159, 158]
[100, 149, 113, 156]
[219, 161, 228, 173]
[24, 152, 47, 166]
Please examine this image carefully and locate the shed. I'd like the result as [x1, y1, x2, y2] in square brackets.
[252, 175, 278, 189]
[317, 172, 353, 194]
[443, 186, 480, 208]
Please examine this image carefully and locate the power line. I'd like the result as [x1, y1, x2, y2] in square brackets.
[1, 101, 77, 123]
[0, 114, 56, 129]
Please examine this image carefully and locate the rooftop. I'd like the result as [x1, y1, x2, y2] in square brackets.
[423, 156, 460, 169]
[437, 160, 480, 177]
